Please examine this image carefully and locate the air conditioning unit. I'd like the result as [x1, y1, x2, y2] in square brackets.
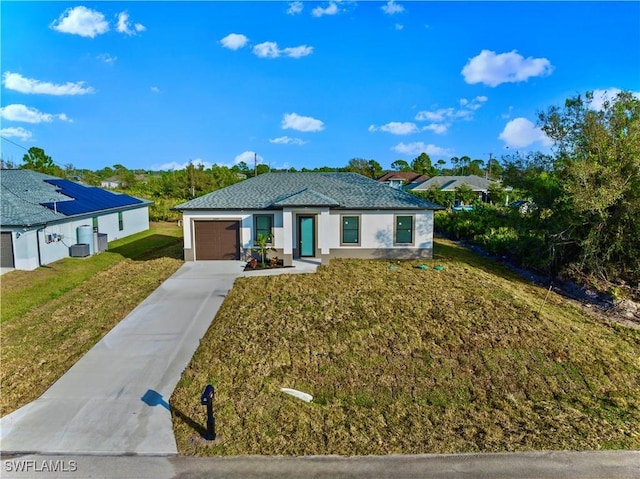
[69, 244, 90, 257]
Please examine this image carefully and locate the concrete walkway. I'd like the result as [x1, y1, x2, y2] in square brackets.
[0, 260, 318, 455]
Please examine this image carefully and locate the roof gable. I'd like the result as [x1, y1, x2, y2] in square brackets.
[377, 171, 429, 184]
[411, 175, 494, 191]
[272, 188, 339, 207]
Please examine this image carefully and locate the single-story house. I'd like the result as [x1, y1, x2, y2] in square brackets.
[100, 177, 124, 189]
[1, 169, 151, 271]
[175, 172, 443, 266]
[408, 174, 509, 202]
[377, 171, 429, 189]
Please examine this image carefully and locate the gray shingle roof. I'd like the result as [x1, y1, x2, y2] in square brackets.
[175, 172, 443, 210]
[1, 170, 70, 226]
[1, 169, 150, 227]
[410, 175, 496, 192]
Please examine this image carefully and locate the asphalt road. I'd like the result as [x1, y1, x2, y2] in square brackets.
[1, 451, 639, 479]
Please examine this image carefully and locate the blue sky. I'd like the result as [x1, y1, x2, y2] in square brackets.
[1, 1, 639, 172]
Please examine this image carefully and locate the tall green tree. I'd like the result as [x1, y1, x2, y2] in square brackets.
[539, 90, 640, 282]
[368, 159, 383, 178]
[390, 159, 411, 172]
[468, 159, 485, 176]
[21, 147, 60, 175]
[345, 158, 380, 178]
[411, 152, 436, 176]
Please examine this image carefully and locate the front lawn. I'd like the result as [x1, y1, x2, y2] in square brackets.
[171, 238, 640, 455]
[0, 222, 184, 416]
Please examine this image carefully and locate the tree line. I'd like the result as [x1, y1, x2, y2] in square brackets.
[3, 90, 637, 290]
[435, 91, 639, 291]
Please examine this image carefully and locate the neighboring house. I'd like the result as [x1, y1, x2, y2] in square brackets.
[100, 177, 123, 189]
[377, 171, 429, 189]
[175, 172, 443, 266]
[408, 175, 507, 202]
[1, 169, 151, 271]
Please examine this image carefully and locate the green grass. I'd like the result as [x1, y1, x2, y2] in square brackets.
[0, 222, 184, 416]
[1, 222, 183, 325]
[170, 238, 640, 455]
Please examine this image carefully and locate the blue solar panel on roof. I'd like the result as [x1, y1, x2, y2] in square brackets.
[40, 179, 143, 215]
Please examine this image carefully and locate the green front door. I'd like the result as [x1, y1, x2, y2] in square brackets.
[299, 216, 315, 257]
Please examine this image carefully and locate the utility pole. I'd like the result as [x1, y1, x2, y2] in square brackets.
[254, 152, 257, 177]
[487, 153, 493, 179]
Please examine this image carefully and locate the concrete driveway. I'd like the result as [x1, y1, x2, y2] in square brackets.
[0, 259, 318, 455]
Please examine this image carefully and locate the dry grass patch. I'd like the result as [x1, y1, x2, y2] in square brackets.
[171, 238, 640, 455]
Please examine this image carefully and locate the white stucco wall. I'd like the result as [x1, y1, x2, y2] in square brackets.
[182, 208, 434, 261]
[5, 206, 150, 271]
[95, 206, 150, 241]
[325, 210, 434, 250]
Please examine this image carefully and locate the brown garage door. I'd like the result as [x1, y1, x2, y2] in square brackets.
[194, 220, 240, 260]
[1, 232, 15, 268]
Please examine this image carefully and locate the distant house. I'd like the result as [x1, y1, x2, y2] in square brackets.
[175, 172, 443, 266]
[100, 177, 123, 189]
[408, 175, 507, 203]
[1, 169, 151, 271]
[377, 171, 429, 189]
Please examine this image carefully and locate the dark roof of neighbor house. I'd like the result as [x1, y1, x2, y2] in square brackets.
[1, 169, 150, 227]
[409, 175, 496, 192]
[377, 171, 429, 184]
[176, 172, 444, 211]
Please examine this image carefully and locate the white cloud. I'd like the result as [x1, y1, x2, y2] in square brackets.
[382, 1, 405, 15]
[422, 123, 448, 134]
[281, 113, 325, 132]
[234, 151, 265, 165]
[151, 86, 160, 93]
[590, 88, 623, 110]
[0, 104, 72, 124]
[221, 33, 249, 50]
[589, 88, 640, 110]
[282, 45, 314, 58]
[50, 6, 109, 38]
[395, 24, 404, 31]
[253, 41, 313, 58]
[0, 127, 33, 141]
[3, 72, 94, 96]
[392, 142, 451, 157]
[254, 42, 280, 58]
[287, 2, 303, 15]
[97, 53, 117, 64]
[269, 136, 307, 145]
[152, 159, 212, 171]
[498, 117, 552, 148]
[312, 2, 339, 17]
[462, 49, 553, 87]
[414, 96, 488, 134]
[369, 122, 419, 135]
[116, 12, 146, 36]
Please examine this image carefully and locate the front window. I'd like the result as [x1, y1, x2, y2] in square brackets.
[395, 215, 413, 244]
[118, 212, 124, 231]
[254, 215, 273, 243]
[341, 216, 359, 244]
